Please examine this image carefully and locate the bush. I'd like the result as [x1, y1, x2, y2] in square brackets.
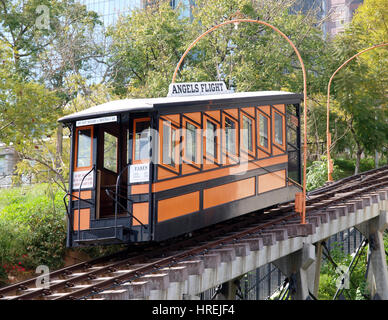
[306, 157, 344, 191]
[0, 184, 67, 283]
[318, 243, 369, 300]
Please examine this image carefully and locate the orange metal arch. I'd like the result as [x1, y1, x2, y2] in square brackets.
[326, 43, 388, 182]
[171, 18, 308, 224]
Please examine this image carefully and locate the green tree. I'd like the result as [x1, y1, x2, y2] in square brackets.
[107, 1, 192, 97]
[107, 0, 333, 98]
[0, 1, 104, 189]
[330, 0, 388, 174]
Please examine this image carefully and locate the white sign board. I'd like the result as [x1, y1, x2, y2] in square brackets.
[167, 81, 228, 97]
[76, 116, 117, 127]
[73, 170, 94, 190]
[130, 163, 150, 184]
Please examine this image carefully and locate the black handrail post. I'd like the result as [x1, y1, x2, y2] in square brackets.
[114, 162, 132, 239]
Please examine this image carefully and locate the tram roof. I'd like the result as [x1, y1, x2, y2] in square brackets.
[58, 90, 303, 124]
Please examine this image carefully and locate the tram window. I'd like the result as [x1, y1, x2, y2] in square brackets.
[242, 115, 253, 152]
[206, 120, 217, 158]
[275, 112, 284, 145]
[225, 117, 236, 155]
[134, 120, 151, 161]
[162, 122, 176, 167]
[186, 122, 197, 163]
[77, 129, 92, 168]
[103, 132, 118, 173]
[259, 114, 268, 148]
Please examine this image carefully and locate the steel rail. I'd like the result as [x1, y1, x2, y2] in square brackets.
[2, 165, 388, 300]
[60, 177, 388, 300]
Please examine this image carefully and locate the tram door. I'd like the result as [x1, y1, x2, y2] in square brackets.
[286, 104, 301, 184]
[96, 123, 127, 219]
[128, 118, 151, 226]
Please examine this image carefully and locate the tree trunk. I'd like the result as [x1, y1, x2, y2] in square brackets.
[355, 145, 363, 175]
[56, 124, 63, 171]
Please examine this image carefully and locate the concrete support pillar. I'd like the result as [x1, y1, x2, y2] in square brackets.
[307, 240, 324, 297]
[273, 243, 316, 300]
[356, 210, 388, 300]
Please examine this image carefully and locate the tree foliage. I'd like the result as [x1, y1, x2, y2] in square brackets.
[107, 0, 334, 98]
[329, 0, 388, 173]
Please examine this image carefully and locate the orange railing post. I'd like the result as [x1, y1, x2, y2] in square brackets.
[171, 18, 308, 224]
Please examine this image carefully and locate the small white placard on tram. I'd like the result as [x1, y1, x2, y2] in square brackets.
[76, 116, 117, 127]
[73, 170, 94, 189]
[167, 81, 228, 97]
[130, 163, 150, 183]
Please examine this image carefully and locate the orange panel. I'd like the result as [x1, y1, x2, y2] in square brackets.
[205, 110, 221, 122]
[273, 104, 285, 113]
[163, 114, 180, 126]
[182, 163, 200, 175]
[242, 107, 255, 118]
[273, 146, 285, 155]
[153, 154, 288, 193]
[224, 108, 238, 119]
[158, 192, 200, 222]
[185, 112, 201, 124]
[73, 208, 90, 231]
[133, 202, 149, 226]
[72, 190, 92, 200]
[258, 105, 271, 115]
[202, 163, 219, 170]
[158, 166, 179, 180]
[131, 184, 149, 195]
[204, 177, 255, 209]
[258, 170, 286, 193]
[258, 149, 271, 159]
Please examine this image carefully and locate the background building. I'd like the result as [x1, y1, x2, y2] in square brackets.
[78, 0, 193, 27]
[323, 0, 363, 37]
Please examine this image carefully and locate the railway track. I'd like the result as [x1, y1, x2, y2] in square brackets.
[1, 165, 388, 300]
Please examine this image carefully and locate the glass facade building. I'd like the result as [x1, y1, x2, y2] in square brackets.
[78, 0, 193, 27]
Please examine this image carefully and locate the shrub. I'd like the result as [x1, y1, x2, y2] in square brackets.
[318, 242, 368, 300]
[306, 157, 344, 191]
[0, 184, 67, 283]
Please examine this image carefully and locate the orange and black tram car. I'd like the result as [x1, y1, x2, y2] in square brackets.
[59, 88, 303, 247]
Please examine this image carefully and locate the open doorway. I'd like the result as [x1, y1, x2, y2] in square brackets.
[96, 123, 128, 219]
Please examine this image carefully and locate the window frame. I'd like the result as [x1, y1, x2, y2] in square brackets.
[222, 113, 239, 162]
[240, 112, 256, 157]
[182, 118, 201, 166]
[103, 130, 119, 173]
[159, 119, 180, 173]
[132, 117, 151, 164]
[273, 109, 286, 150]
[203, 115, 220, 164]
[74, 125, 94, 171]
[257, 110, 271, 154]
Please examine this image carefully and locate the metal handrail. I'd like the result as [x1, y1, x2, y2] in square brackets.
[77, 165, 95, 241]
[113, 162, 132, 238]
[63, 192, 94, 236]
[63, 193, 73, 234]
[105, 189, 148, 229]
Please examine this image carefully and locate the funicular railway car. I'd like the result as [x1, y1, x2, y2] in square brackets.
[59, 85, 303, 247]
